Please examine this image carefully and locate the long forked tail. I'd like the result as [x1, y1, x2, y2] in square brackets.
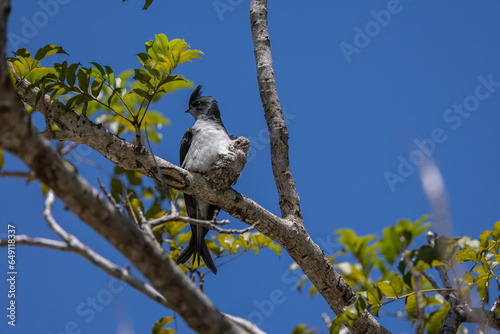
[176, 225, 217, 274]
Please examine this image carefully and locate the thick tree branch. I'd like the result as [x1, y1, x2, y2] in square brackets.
[0, 235, 265, 333]
[249, 1, 390, 333]
[250, 0, 301, 221]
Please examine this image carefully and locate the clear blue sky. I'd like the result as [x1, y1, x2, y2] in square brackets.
[1, 0, 500, 333]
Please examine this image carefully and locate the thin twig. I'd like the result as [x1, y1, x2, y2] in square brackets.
[41, 191, 171, 308]
[97, 177, 121, 212]
[491, 295, 500, 312]
[0, 235, 68, 250]
[149, 213, 255, 234]
[137, 207, 157, 243]
[0, 170, 33, 178]
[41, 80, 52, 133]
[60, 142, 79, 155]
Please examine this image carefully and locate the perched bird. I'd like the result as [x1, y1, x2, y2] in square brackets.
[176, 85, 235, 274]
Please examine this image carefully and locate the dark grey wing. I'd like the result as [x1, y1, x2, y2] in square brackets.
[180, 128, 193, 168]
[177, 127, 218, 274]
[180, 128, 197, 218]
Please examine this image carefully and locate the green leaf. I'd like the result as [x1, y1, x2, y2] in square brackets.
[144, 202, 164, 220]
[142, 0, 153, 10]
[125, 169, 142, 186]
[152, 316, 173, 334]
[493, 221, 500, 241]
[129, 88, 151, 100]
[164, 221, 187, 238]
[142, 187, 155, 199]
[476, 273, 490, 301]
[390, 273, 403, 295]
[296, 276, 307, 292]
[77, 67, 91, 92]
[206, 240, 223, 256]
[268, 241, 281, 258]
[177, 232, 191, 246]
[7, 58, 27, 77]
[34, 44, 68, 67]
[158, 76, 192, 94]
[91, 77, 105, 97]
[309, 285, 317, 297]
[40, 182, 50, 196]
[66, 63, 80, 87]
[456, 248, 477, 264]
[480, 230, 493, 248]
[54, 61, 68, 82]
[25, 66, 58, 84]
[14, 48, 33, 70]
[133, 68, 153, 84]
[377, 282, 396, 298]
[66, 94, 93, 110]
[426, 304, 450, 334]
[405, 294, 427, 318]
[405, 294, 417, 317]
[90, 61, 106, 75]
[329, 312, 356, 334]
[367, 285, 381, 305]
[105, 65, 115, 86]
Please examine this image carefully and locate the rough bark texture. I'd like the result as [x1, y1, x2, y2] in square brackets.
[249, 0, 301, 221]
[249, 1, 390, 333]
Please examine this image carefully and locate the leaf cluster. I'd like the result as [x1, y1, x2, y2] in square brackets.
[7, 34, 202, 145]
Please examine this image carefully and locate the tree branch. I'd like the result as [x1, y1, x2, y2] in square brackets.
[249, 1, 389, 333]
[41, 191, 173, 309]
[250, 0, 301, 221]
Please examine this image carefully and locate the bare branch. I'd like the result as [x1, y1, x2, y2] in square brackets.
[97, 177, 121, 211]
[0, 170, 34, 178]
[41, 190, 171, 308]
[250, 0, 301, 221]
[491, 296, 500, 312]
[223, 313, 267, 334]
[0, 235, 68, 250]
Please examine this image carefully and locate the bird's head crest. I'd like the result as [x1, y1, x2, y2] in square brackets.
[186, 85, 221, 121]
[189, 85, 203, 106]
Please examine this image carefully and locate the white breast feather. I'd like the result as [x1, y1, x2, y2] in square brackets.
[183, 119, 232, 173]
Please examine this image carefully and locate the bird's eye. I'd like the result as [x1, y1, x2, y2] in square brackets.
[192, 101, 201, 108]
